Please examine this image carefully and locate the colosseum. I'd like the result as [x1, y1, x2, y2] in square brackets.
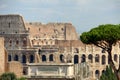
[0, 14, 119, 80]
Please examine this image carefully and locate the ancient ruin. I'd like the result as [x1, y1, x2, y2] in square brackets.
[0, 14, 119, 80]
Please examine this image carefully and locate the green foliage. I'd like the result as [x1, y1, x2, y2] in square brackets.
[80, 24, 120, 44]
[17, 77, 26, 80]
[100, 66, 117, 80]
[0, 72, 17, 80]
[0, 72, 26, 80]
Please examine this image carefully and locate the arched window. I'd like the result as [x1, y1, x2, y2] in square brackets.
[49, 54, 53, 61]
[60, 54, 64, 62]
[88, 54, 93, 63]
[23, 38, 27, 46]
[95, 70, 100, 79]
[22, 55, 26, 63]
[95, 54, 99, 63]
[42, 55, 46, 62]
[102, 55, 106, 65]
[114, 54, 118, 62]
[8, 55, 11, 61]
[14, 55, 19, 61]
[74, 55, 79, 64]
[102, 70, 105, 74]
[30, 55, 34, 63]
[81, 54, 86, 63]
[67, 54, 72, 63]
[16, 39, 19, 45]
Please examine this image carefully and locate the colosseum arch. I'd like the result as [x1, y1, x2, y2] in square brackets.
[29, 55, 34, 63]
[81, 54, 86, 63]
[23, 38, 27, 46]
[88, 54, 93, 63]
[102, 70, 105, 74]
[60, 54, 64, 63]
[95, 70, 100, 79]
[22, 55, 26, 63]
[102, 55, 106, 65]
[49, 54, 54, 61]
[14, 54, 19, 61]
[114, 54, 118, 62]
[66, 54, 72, 63]
[95, 54, 99, 63]
[42, 55, 46, 62]
[8, 54, 12, 61]
[74, 55, 79, 64]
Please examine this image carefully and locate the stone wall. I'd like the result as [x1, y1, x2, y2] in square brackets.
[0, 37, 6, 75]
[8, 61, 23, 78]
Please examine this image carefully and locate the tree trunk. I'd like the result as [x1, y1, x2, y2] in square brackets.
[108, 48, 120, 80]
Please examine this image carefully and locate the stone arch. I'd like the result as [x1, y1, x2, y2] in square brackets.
[102, 55, 106, 65]
[22, 55, 26, 63]
[23, 38, 27, 46]
[74, 55, 79, 64]
[30, 55, 34, 63]
[49, 54, 54, 61]
[95, 70, 100, 79]
[81, 54, 86, 63]
[95, 54, 99, 63]
[16, 39, 19, 45]
[60, 54, 65, 62]
[67, 54, 72, 63]
[88, 54, 93, 63]
[42, 55, 46, 62]
[14, 54, 19, 61]
[8, 55, 12, 61]
[102, 70, 105, 74]
[114, 54, 118, 62]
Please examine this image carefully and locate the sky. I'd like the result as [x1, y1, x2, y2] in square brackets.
[0, 0, 120, 34]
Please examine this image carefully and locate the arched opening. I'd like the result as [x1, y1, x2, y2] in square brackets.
[88, 54, 93, 63]
[30, 55, 34, 63]
[95, 54, 99, 63]
[16, 39, 19, 45]
[22, 55, 26, 63]
[95, 70, 100, 79]
[23, 38, 27, 46]
[67, 54, 72, 63]
[102, 70, 105, 74]
[14, 55, 19, 61]
[49, 54, 53, 61]
[60, 54, 64, 62]
[114, 54, 118, 62]
[42, 55, 46, 62]
[74, 55, 79, 64]
[81, 54, 86, 63]
[102, 55, 106, 65]
[8, 55, 11, 61]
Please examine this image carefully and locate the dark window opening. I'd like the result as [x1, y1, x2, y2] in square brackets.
[22, 55, 26, 63]
[42, 55, 46, 62]
[81, 54, 86, 63]
[14, 55, 19, 61]
[74, 55, 79, 64]
[49, 54, 53, 61]
[30, 55, 34, 63]
[60, 54, 64, 62]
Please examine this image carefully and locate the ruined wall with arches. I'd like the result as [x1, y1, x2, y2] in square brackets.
[0, 15, 120, 80]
